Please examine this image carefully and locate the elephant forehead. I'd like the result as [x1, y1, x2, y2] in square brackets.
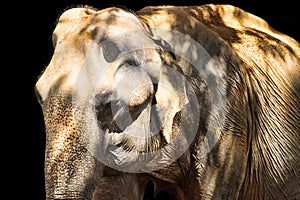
[53, 6, 153, 50]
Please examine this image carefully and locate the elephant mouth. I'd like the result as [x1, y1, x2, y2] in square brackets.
[142, 180, 181, 200]
[101, 166, 183, 200]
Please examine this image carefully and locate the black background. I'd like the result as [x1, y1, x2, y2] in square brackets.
[25, 1, 299, 199]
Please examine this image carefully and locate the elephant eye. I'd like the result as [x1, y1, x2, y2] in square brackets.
[123, 59, 140, 67]
[101, 40, 120, 63]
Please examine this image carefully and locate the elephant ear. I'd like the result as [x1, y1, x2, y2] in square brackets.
[154, 57, 190, 143]
[148, 29, 231, 156]
[147, 36, 206, 150]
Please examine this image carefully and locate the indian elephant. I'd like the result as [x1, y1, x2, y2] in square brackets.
[35, 4, 300, 199]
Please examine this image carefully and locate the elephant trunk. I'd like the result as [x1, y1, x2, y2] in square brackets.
[43, 94, 101, 199]
[45, 151, 100, 199]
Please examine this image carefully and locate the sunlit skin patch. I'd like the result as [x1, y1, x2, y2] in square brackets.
[36, 4, 300, 200]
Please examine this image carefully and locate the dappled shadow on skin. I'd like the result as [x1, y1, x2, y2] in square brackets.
[184, 5, 300, 59]
[138, 4, 300, 199]
[138, 4, 299, 80]
[183, 5, 242, 45]
[177, 5, 300, 200]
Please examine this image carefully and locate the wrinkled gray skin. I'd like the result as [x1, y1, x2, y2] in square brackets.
[36, 4, 300, 200]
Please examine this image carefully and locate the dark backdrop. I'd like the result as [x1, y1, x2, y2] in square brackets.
[27, 1, 299, 199]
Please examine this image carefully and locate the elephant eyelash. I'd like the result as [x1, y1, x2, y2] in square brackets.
[122, 58, 140, 67]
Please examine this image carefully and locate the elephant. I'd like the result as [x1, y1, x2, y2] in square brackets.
[35, 4, 300, 199]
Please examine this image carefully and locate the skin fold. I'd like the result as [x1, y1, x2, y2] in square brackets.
[36, 4, 300, 200]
